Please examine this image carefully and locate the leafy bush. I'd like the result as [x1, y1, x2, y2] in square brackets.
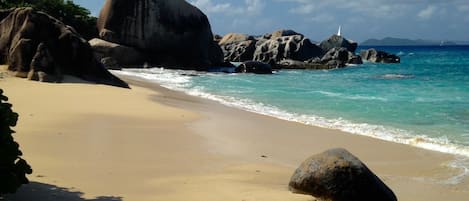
[0, 0, 98, 39]
[0, 89, 32, 195]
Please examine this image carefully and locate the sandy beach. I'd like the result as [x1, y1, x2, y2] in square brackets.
[1, 68, 469, 201]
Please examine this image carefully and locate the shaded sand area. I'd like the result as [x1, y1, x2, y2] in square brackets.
[1, 67, 469, 201]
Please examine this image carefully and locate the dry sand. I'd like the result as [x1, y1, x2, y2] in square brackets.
[1, 70, 469, 201]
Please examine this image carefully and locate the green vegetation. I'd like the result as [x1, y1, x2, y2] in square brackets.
[0, 0, 98, 39]
[0, 89, 32, 195]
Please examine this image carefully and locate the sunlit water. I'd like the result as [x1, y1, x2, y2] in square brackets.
[113, 45, 469, 183]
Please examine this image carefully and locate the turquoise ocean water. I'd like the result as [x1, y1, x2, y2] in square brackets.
[114, 45, 469, 180]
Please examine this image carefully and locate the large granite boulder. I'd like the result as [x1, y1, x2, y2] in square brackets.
[289, 148, 397, 201]
[360, 49, 400, 63]
[97, 0, 224, 70]
[218, 33, 257, 62]
[320, 35, 358, 53]
[253, 35, 324, 64]
[89, 38, 144, 66]
[0, 7, 128, 88]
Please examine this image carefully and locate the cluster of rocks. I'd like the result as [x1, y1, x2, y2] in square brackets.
[218, 30, 400, 73]
[0, 7, 129, 88]
[289, 148, 398, 201]
[77, 0, 400, 75]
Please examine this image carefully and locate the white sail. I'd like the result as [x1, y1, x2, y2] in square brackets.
[337, 26, 342, 36]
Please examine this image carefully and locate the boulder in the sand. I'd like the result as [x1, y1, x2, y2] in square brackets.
[97, 0, 224, 70]
[0, 7, 128, 88]
[289, 148, 397, 201]
[360, 49, 400, 63]
[89, 38, 145, 66]
[320, 35, 358, 53]
[253, 35, 324, 64]
[235, 61, 272, 74]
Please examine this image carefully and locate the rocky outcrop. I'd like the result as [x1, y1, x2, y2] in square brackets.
[253, 35, 324, 64]
[320, 35, 358, 53]
[264, 29, 303, 39]
[289, 148, 397, 201]
[0, 7, 128, 88]
[218, 33, 257, 62]
[360, 49, 400, 63]
[89, 38, 144, 66]
[235, 61, 272, 74]
[97, 0, 224, 70]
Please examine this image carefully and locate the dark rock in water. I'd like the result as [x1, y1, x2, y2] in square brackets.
[0, 7, 129, 88]
[89, 38, 145, 67]
[289, 148, 397, 201]
[97, 0, 224, 70]
[348, 53, 363, 64]
[276, 59, 335, 70]
[320, 35, 358, 53]
[235, 61, 272, 74]
[360, 49, 400, 63]
[320, 47, 349, 68]
[254, 35, 324, 64]
[218, 33, 257, 62]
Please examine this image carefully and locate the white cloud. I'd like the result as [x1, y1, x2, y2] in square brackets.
[289, 4, 316, 14]
[418, 5, 437, 19]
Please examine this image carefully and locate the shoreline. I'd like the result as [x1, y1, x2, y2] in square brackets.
[113, 69, 469, 159]
[1, 72, 469, 201]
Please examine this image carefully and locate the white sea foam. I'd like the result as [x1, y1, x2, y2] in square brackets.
[378, 74, 414, 80]
[315, 90, 388, 101]
[112, 68, 469, 182]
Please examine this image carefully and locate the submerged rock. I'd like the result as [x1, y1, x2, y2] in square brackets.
[235, 61, 272, 74]
[0, 7, 129, 88]
[97, 0, 224, 70]
[276, 59, 335, 70]
[289, 148, 397, 201]
[360, 49, 400, 63]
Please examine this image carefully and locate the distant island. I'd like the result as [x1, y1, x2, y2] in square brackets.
[360, 37, 469, 46]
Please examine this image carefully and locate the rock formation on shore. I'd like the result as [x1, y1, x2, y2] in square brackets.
[218, 30, 363, 70]
[289, 148, 397, 201]
[96, 0, 224, 70]
[0, 7, 129, 88]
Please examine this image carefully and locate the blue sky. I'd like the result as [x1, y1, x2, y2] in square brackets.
[72, 0, 469, 42]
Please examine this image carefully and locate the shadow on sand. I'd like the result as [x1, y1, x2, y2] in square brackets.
[2, 182, 122, 201]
